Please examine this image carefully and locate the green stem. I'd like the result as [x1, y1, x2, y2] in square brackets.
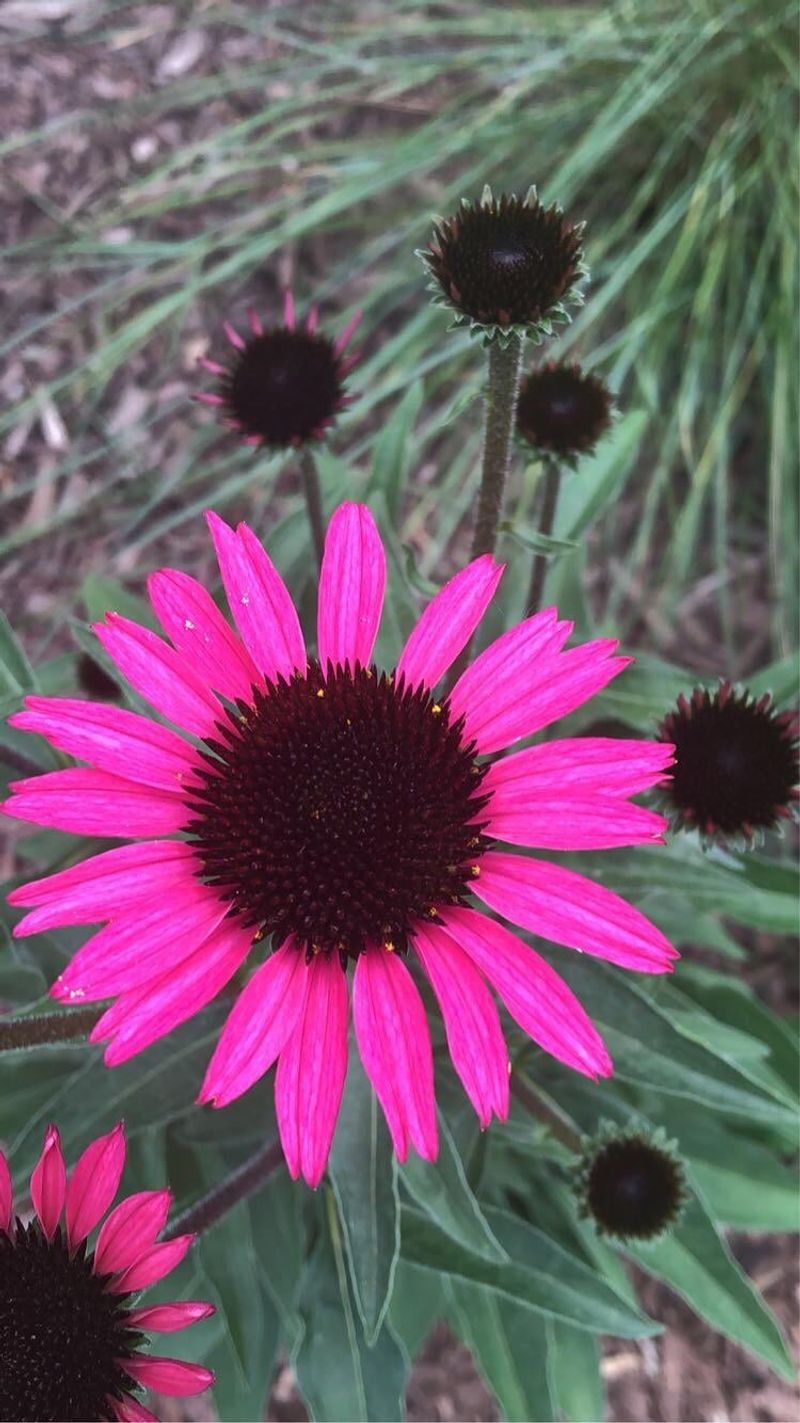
[164, 1139, 283, 1240]
[527, 457, 561, 614]
[0, 1006, 104, 1051]
[511, 1073, 582, 1154]
[471, 333, 525, 559]
[300, 447, 326, 570]
[444, 334, 524, 695]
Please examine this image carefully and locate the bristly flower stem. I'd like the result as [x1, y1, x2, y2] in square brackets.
[300, 446, 326, 570]
[164, 1139, 283, 1239]
[527, 456, 561, 613]
[0, 1006, 104, 1051]
[471, 333, 525, 560]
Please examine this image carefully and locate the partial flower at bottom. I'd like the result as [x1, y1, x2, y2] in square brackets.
[5, 504, 678, 1186]
[0, 1122, 213, 1422]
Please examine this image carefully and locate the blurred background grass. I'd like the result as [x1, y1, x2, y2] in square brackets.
[2, 0, 797, 672]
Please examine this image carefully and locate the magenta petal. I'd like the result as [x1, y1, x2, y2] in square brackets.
[94, 918, 253, 1067]
[483, 737, 676, 800]
[93, 613, 221, 738]
[0, 1151, 13, 1234]
[441, 906, 612, 1079]
[462, 637, 631, 753]
[5, 768, 189, 838]
[10, 698, 198, 793]
[486, 792, 667, 850]
[448, 609, 572, 753]
[397, 556, 504, 692]
[475, 852, 678, 973]
[317, 503, 386, 672]
[413, 923, 508, 1127]
[198, 939, 308, 1107]
[30, 1124, 66, 1241]
[276, 953, 349, 1187]
[111, 1234, 194, 1294]
[148, 567, 261, 703]
[10, 841, 198, 937]
[205, 512, 306, 682]
[51, 887, 229, 1002]
[352, 950, 438, 1163]
[66, 1121, 126, 1249]
[110, 1395, 159, 1422]
[121, 1355, 215, 1397]
[127, 1301, 215, 1333]
[94, 1189, 172, 1275]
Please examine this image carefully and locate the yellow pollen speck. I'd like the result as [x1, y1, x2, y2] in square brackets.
[470, 865, 481, 878]
[311, 942, 323, 955]
[431, 703, 442, 715]
[316, 688, 326, 698]
[383, 940, 396, 953]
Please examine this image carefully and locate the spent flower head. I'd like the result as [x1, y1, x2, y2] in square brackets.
[658, 681, 799, 844]
[194, 289, 361, 450]
[420, 185, 587, 346]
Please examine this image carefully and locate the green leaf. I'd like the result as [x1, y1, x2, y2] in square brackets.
[367, 379, 424, 520]
[0, 610, 35, 696]
[500, 519, 579, 557]
[446, 1279, 555, 1422]
[543, 948, 796, 1124]
[200, 1195, 267, 1380]
[400, 1205, 658, 1338]
[400, 1111, 506, 1263]
[81, 573, 158, 628]
[548, 1323, 604, 1423]
[294, 1192, 408, 1422]
[647, 1103, 799, 1232]
[329, 1047, 400, 1343]
[388, 1260, 446, 1360]
[249, 1171, 305, 1339]
[630, 1187, 795, 1383]
[556, 410, 648, 540]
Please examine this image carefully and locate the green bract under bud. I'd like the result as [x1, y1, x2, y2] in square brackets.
[575, 1122, 687, 1243]
[516, 362, 614, 466]
[419, 186, 587, 346]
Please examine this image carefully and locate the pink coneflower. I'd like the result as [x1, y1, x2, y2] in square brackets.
[194, 290, 361, 449]
[0, 1122, 213, 1421]
[5, 505, 677, 1187]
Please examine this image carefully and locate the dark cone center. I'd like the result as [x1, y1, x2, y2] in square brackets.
[586, 1139, 683, 1240]
[186, 662, 490, 960]
[427, 195, 583, 326]
[0, 1224, 142, 1422]
[222, 328, 343, 446]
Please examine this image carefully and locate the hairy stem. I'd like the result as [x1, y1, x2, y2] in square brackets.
[444, 334, 524, 694]
[471, 333, 524, 559]
[300, 446, 326, 570]
[164, 1139, 283, 1239]
[0, 1006, 104, 1051]
[527, 457, 561, 613]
